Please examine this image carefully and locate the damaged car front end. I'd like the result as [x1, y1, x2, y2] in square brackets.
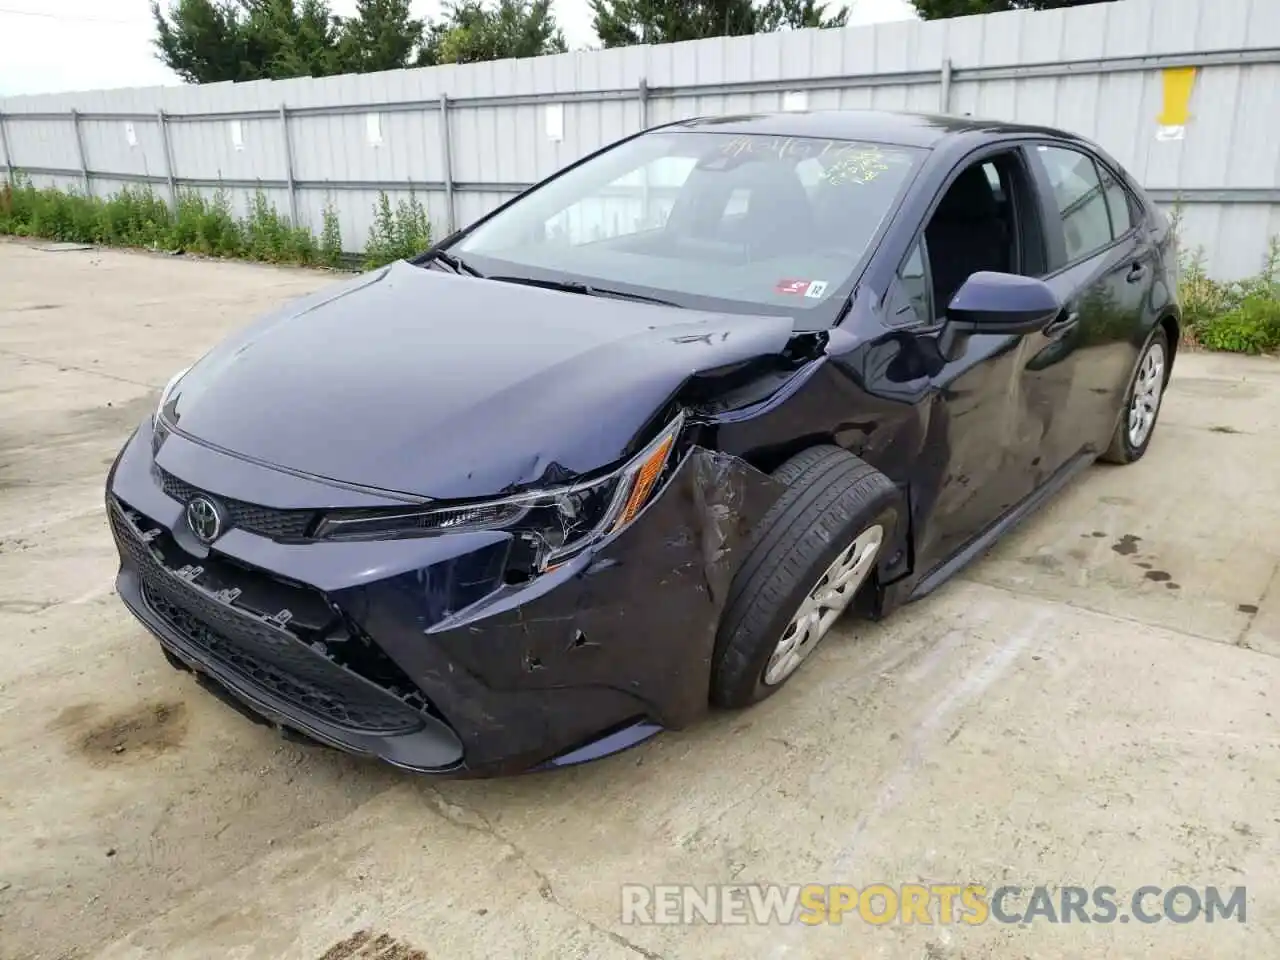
[105, 266, 815, 776]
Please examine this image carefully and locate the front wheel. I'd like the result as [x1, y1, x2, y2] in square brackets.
[710, 446, 899, 708]
[1101, 329, 1169, 464]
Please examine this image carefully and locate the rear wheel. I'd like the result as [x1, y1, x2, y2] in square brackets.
[711, 446, 899, 708]
[1101, 329, 1168, 464]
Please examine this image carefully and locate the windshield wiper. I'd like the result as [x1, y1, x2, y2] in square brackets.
[488, 275, 682, 308]
[423, 249, 484, 277]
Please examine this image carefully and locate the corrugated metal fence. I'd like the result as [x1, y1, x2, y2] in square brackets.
[2, 0, 1278, 278]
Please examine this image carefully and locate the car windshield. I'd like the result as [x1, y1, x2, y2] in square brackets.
[450, 129, 923, 322]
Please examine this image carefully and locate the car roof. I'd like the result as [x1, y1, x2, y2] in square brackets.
[670, 109, 1080, 150]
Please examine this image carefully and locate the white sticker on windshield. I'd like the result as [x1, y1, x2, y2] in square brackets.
[804, 280, 829, 299]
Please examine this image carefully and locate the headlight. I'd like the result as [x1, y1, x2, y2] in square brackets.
[155, 366, 190, 427]
[315, 413, 685, 571]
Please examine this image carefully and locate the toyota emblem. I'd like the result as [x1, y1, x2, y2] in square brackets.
[185, 495, 224, 543]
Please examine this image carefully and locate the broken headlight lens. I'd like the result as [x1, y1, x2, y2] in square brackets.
[315, 413, 685, 570]
[151, 365, 190, 451]
[154, 366, 190, 428]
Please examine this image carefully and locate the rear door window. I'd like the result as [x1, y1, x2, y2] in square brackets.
[1034, 145, 1115, 264]
[1099, 164, 1134, 237]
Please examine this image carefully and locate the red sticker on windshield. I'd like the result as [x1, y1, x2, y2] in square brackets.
[775, 279, 830, 297]
[775, 279, 811, 295]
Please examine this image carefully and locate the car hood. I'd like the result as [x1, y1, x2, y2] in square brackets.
[167, 262, 795, 500]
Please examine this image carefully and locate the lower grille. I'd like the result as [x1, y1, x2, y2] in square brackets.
[111, 502, 424, 735]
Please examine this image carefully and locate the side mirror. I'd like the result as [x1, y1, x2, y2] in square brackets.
[946, 271, 1061, 334]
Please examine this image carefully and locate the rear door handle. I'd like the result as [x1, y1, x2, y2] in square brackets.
[1126, 262, 1148, 283]
[1043, 310, 1080, 340]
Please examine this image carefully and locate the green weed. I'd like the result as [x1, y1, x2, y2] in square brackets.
[0, 176, 386, 271]
[363, 191, 431, 269]
[1177, 234, 1280, 355]
[320, 202, 344, 267]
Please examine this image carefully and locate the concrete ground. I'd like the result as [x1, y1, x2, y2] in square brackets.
[1, 239, 1278, 960]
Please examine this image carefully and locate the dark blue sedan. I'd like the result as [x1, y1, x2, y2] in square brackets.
[107, 109, 1180, 776]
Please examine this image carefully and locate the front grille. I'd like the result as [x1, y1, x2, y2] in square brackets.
[158, 468, 315, 541]
[111, 502, 424, 735]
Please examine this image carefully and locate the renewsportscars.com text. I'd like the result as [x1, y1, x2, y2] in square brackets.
[620, 883, 1247, 926]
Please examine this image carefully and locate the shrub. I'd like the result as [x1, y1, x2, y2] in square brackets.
[242, 189, 318, 264]
[197, 190, 243, 257]
[320, 202, 344, 267]
[1173, 213, 1280, 353]
[1197, 295, 1280, 355]
[363, 191, 431, 269]
[0, 180, 430, 273]
[98, 186, 171, 247]
[1177, 250, 1235, 336]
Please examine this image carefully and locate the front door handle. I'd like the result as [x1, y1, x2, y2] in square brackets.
[1126, 262, 1148, 284]
[1044, 310, 1080, 340]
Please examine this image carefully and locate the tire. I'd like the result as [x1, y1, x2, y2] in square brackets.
[1100, 328, 1170, 465]
[711, 446, 900, 709]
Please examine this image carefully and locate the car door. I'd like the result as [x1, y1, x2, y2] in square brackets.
[886, 147, 1062, 576]
[1024, 143, 1156, 460]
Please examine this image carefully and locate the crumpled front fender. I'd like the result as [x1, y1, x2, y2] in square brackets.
[342, 446, 786, 769]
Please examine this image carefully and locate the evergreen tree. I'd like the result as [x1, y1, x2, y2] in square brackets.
[590, 0, 760, 48]
[908, 0, 1112, 19]
[337, 0, 425, 74]
[756, 0, 849, 31]
[421, 0, 566, 66]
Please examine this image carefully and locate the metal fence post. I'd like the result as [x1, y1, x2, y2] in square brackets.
[438, 93, 455, 235]
[278, 103, 299, 226]
[639, 78, 651, 225]
[157, 110, 178, 208]
[939, 58, 953, 114]
[0, 112, 13, 186]
[70, 108, 90, 195]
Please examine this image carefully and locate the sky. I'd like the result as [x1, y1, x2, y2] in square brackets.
[0, 0, 919, 98]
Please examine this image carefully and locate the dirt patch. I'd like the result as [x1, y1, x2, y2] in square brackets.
[1111, 534, 1142, 556]
[318, 930, 429, 960]
[65, 700, 189, 764]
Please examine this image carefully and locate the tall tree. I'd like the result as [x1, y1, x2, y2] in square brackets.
[153, 0, 354, 82]
[756, 0, 849, 31]
[152, 0, 255, 84]
[154, 0, 570, 81]
[908, 0, 1113, 18]
[244, 0, 343, 79]
[421, 0, 566, 66]
[337, 0, 425, 73]
[590, 0, 758, 48]
[589, 0, 848, 49]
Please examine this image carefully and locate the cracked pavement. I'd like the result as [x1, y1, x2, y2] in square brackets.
[2, 241, 1278, 959]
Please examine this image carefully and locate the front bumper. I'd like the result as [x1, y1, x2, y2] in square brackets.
[106, 423, 782, 776]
